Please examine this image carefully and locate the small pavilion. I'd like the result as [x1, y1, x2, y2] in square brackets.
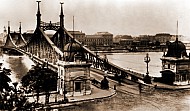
[160, 38, 190, 85]
[57, 42, 92, 96]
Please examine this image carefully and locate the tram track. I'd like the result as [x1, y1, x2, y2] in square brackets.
[91, 68, 190, 111]
[90, 69, 164, 111]
[117, 86, 163, 111]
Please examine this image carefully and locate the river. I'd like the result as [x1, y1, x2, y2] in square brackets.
[106, 52, 163, 77]
[1, 54, 35, 83]
[2, 52, 190, 111]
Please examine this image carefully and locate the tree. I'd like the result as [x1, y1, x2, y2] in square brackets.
[0, 68, 12, 92]
[21, 64, 58, 104]
[0, 68, 33, 110]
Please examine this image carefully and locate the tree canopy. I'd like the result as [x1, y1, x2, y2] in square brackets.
[0, 68, 12, 92]
[21, 64, 58, 93]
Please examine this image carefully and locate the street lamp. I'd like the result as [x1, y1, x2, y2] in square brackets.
[143, 53, 152, 84]
[144, 53, 150, 75]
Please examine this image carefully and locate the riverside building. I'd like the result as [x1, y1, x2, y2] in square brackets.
[57, 41, 92, 96]
[85, 32, 113, 47]
[160, 38, 190, 85]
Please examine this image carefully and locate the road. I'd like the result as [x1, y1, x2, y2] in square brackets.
[87, 70, 190, 111]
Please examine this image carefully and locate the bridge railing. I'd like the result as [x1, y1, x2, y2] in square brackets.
[63, 33, 146, 83]
[81, 45, 145, 83]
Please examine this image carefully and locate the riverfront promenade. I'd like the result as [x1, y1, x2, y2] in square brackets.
[26, 70, 117, 110]
[30, 85, 116, 110]
[26, 69, 141, 110]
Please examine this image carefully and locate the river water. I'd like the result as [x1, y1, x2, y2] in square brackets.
[2, 52, 190, 110]
[106, 52, 163, 77]
[1, 54, 35, 83]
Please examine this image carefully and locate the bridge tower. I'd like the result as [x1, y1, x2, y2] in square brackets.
[15, 22, 27, 47]
[23, 1, 64, 63]
[4, 21, 16, 48]
[50, 2, 77, 52]
[60, 2, 64, 28]
[36, 1, 41, 28]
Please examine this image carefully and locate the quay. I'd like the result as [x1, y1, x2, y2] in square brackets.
[31, 85, 116, 110]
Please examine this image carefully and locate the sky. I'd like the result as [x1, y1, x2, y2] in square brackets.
[1, 0, 190, 38]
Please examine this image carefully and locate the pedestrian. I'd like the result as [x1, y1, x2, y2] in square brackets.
[139, 83, 142, 94]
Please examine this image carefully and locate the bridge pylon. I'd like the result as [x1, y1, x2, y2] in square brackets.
[15, 22, 27, 47]
[3, 21, 17, 48]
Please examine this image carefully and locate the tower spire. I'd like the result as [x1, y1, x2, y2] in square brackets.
[176, 20, 178, 42]
[36, 1, 41, 28]
[8, 21, 10, 34]
[73, 16, 74, 39]
[19, 22, 22, 34]
[60, 2, 64, 28]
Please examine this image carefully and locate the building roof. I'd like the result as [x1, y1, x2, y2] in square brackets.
[95, 32, 113, 35]
[68, 31, 85, 35]
[64, 42, 82, 52]
[121, 35, 133, 40]
[86, 35, 103, 38]
[165, 40, 187, 58]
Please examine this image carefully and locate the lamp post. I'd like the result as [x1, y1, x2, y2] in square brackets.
[143, 53, 152, 84]
[144, 53, 150, 75]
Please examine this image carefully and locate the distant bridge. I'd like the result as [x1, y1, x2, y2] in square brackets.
[3, 2, 145, 84]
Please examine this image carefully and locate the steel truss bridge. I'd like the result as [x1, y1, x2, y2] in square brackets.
[3, 2, 145, 84]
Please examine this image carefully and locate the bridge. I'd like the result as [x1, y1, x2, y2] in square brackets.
[3, 2, 145, 84]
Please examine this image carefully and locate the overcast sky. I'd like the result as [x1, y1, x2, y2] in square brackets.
[1, 0, 190, 37]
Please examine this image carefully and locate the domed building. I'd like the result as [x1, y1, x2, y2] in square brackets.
[57, 40, 92, 97]
[166, 40, 187, 58]
[160, 39, 190, 85]
[63, 41, 85, 62]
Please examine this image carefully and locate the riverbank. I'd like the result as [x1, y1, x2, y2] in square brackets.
[94, 49, 164, 53]
[33, 86, 116, 110]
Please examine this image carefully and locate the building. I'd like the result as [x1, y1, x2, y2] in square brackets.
[159, 39, 190, 85]
[155, 33, 172, 45]
[68, 31, 85, 44]
[85, 34, 104, 47]
[135, 33, 174, 45]
[119, 35, 133, 46]
[85, 32, 113, 47]
[113, 35, 122, 44]
[114, 35, 133, 46]
[57, 61, 92, 96]
[57, 41, 92, 97]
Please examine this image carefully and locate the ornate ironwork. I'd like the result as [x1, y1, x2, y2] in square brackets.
[40, 21, 60, 31]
